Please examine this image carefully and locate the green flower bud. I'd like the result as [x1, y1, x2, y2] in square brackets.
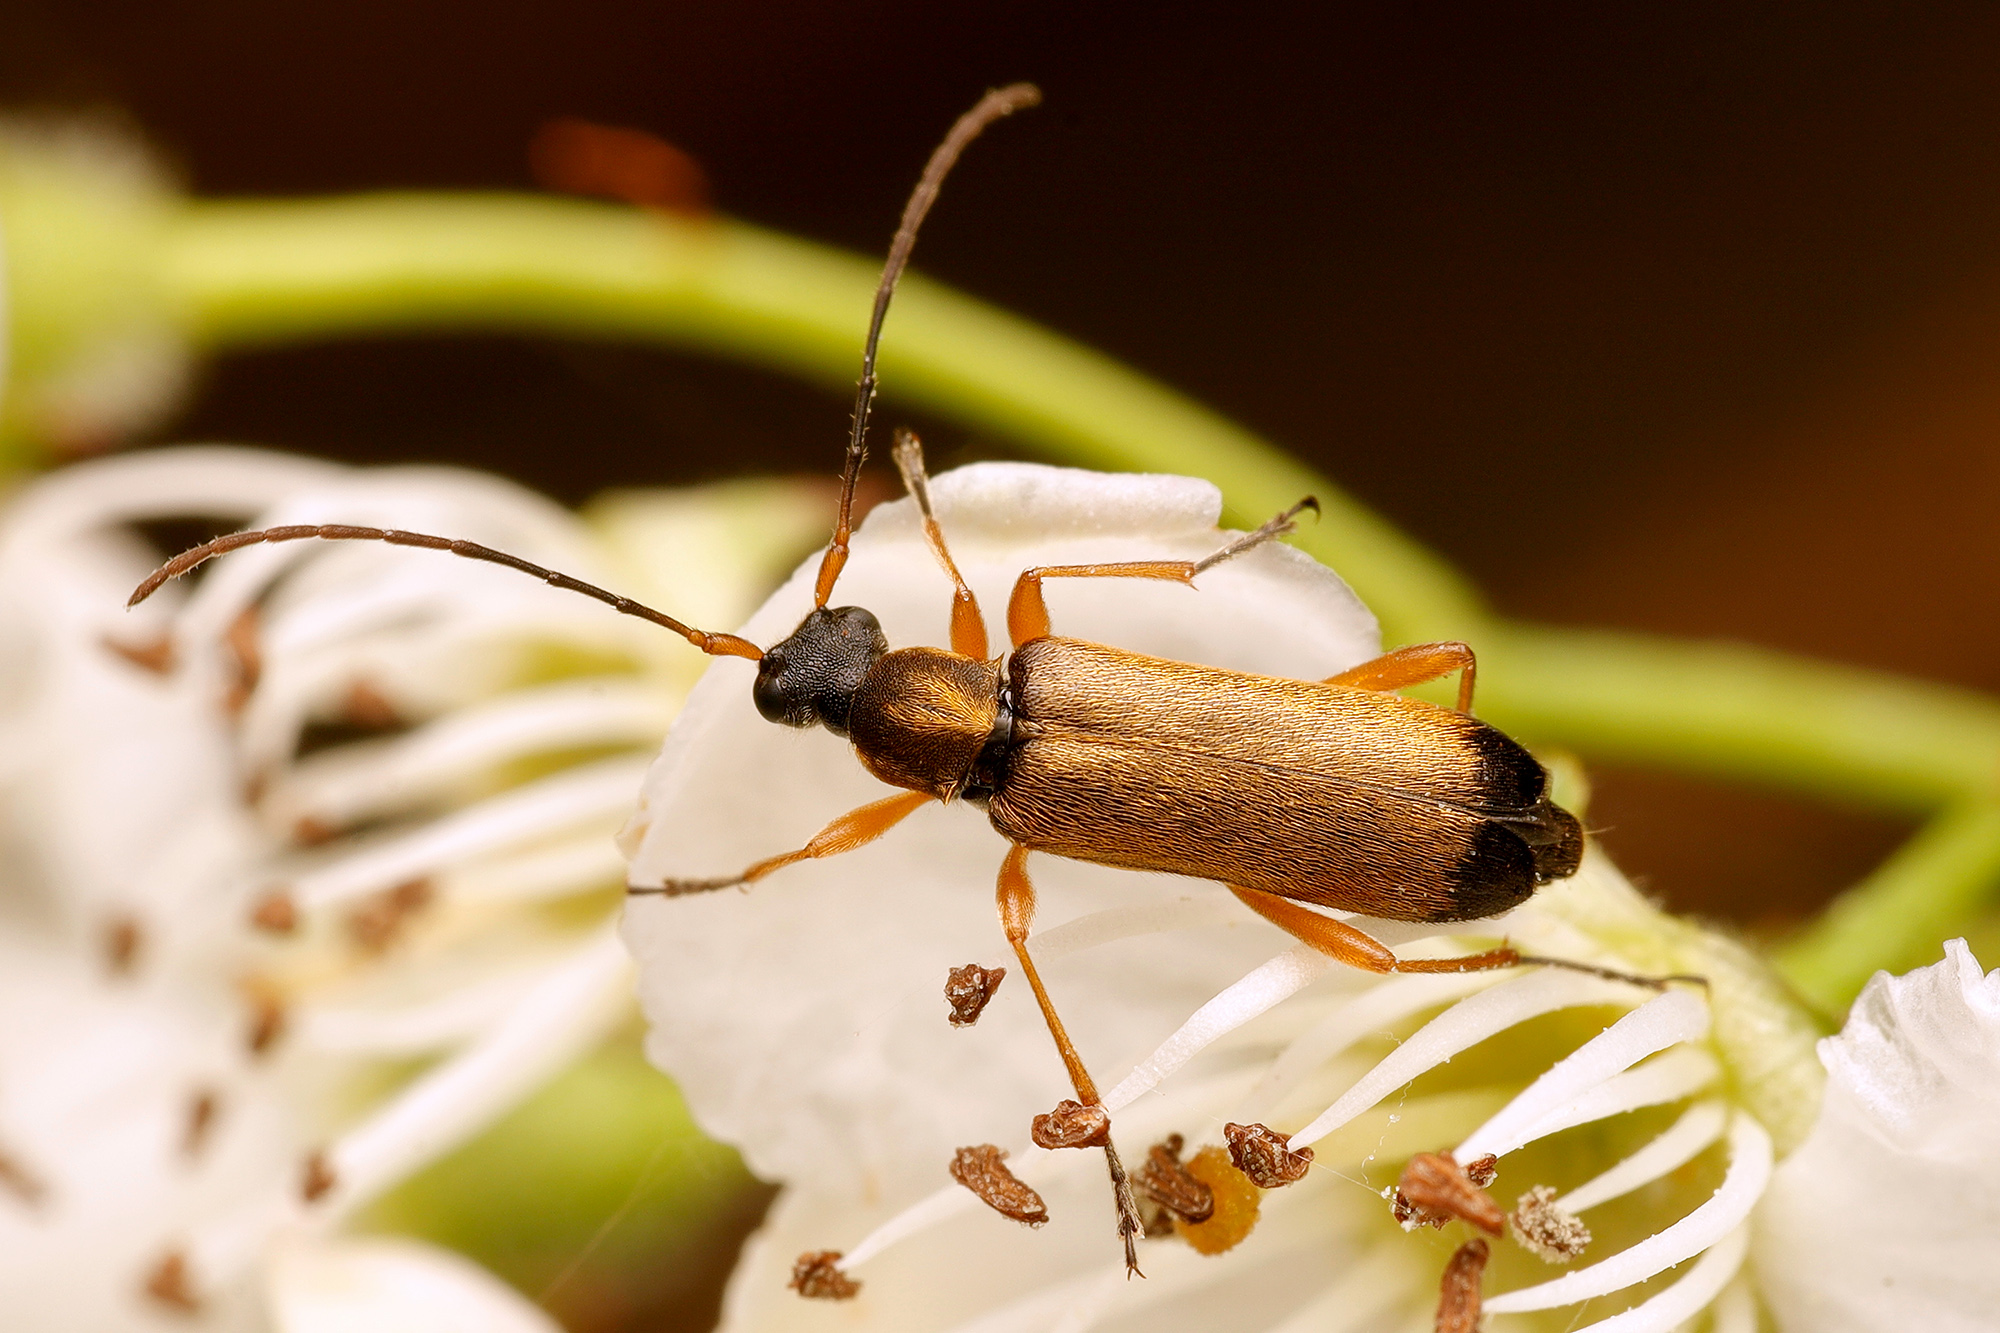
[0, 117, 191, 471]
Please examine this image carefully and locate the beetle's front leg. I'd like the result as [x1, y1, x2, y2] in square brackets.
[1323, 641, 1479, 714]
[1004, 498, 1315, 646]
[626, 790, 932, 896]
[892, 430, 989, 659]
[996, 844, 1145, 1274]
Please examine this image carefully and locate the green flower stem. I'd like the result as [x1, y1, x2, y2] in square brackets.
[1776, 800, 2000, 1014]
[1478, 625, 2000, 813]
[161, 191, 2000, 989]
[162, 194, 1481, 642]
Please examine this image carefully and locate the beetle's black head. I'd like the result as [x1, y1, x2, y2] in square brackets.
[752, 606, 888, 736]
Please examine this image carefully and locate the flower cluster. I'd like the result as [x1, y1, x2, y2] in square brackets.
[0, 447, 804, 1329]
[623, 463, 1997, 1332]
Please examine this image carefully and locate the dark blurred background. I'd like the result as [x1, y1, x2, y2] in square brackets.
[7, 1, 2000, 926]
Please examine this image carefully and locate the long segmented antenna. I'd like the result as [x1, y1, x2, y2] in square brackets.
[126, 524, 764, 660]
[812, 82, 1042, 610]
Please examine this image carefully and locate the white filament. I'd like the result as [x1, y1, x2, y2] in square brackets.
[1565, 1223, 1750, 1333]
[1483, 1113, 1770, 1313]
[1706, 1275, 1759, 1333]
[289, 755, 649, 910]
[438, 835, 627, 904]
[1561, 1100, 1730, 1214]
[1453, 989, 1710, 1162]
[271, 680, 670, 829]
[1507, 1045, 1719, 1151]
[320, 928, 632, 1221]
[1288, 968, 1636, 1150]
[1103, 944, 1329, 1111]
[1238, 970, 1497, 1119]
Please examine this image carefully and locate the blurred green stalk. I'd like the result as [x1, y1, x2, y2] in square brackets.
[160, 194, 2000, 1007]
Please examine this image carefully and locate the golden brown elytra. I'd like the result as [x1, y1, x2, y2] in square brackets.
[126, 85, 1668, 1282]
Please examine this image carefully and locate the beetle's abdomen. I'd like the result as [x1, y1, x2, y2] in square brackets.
[988, 639, 1579, 922]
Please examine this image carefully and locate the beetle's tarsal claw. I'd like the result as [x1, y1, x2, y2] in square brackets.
[625, 876, 746, 898]
[1515, 954, 1710, 992]
[1101, 1138, 1145, 1277]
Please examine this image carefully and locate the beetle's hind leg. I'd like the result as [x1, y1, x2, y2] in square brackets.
[1226, 885, 1701, 991]
[626, 790, 931, 896]
[996, 845, 1146, 1275]
[1323, 641, 1479, 714]
[1005, 497, 1317, 646]
[892, 430, 989, 660]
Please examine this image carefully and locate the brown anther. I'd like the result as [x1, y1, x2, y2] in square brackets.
[944, 962, 1005, 1027]
[340, 678, 400, 729]
[301, 1149, 336, 1202]
[1223, 1121, 1313, 1187]
[345, 877, 434, 953]
[182, 1089, 220, 1159]
[1394, 1151, 1504, 1235]
[144, 1249, 201, 1313]
[102, 632, 175, 673]
[1510, 1185, 1591, 1263]
[1464, 1153, 1498, 1188]
[1030, 1098, 1110, 1150]
[222, 606, 261, 715]
[1134, 1194, 1179, 1240]
[1133, 1134, 1214, 1223]
[102, 913, 143, 976]
[947, 1144, 1048, 1226]
[0, 1146, 46, 1205]
[291, 816, 338, 847]
[788, 1250, 861, 1301]
[248, 889, 299, 934]
[1434, 1238, 1489, 1333]
[243, 979, 286, 1056]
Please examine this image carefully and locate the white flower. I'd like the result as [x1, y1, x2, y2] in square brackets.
[0, 447, 800, 1329]
[1755, 939, 2000, 1331]
[622, 463, 1850, 1332]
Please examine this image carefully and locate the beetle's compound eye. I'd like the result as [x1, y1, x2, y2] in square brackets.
[752, 606, 887, 735]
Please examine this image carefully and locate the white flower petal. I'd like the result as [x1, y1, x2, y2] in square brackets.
[1252, 1242, 1427, 1333]
[0, 934, 294, 1332]
[622, 464, 1375, 1201]
[1754, 939, 2000, 1332]
[268, 1236, 561, 1333]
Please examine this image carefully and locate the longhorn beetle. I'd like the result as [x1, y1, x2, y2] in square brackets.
[131, 84, 1684, 1279]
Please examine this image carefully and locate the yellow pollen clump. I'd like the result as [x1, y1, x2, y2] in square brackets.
[1174, 1145, 1262, 1254]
